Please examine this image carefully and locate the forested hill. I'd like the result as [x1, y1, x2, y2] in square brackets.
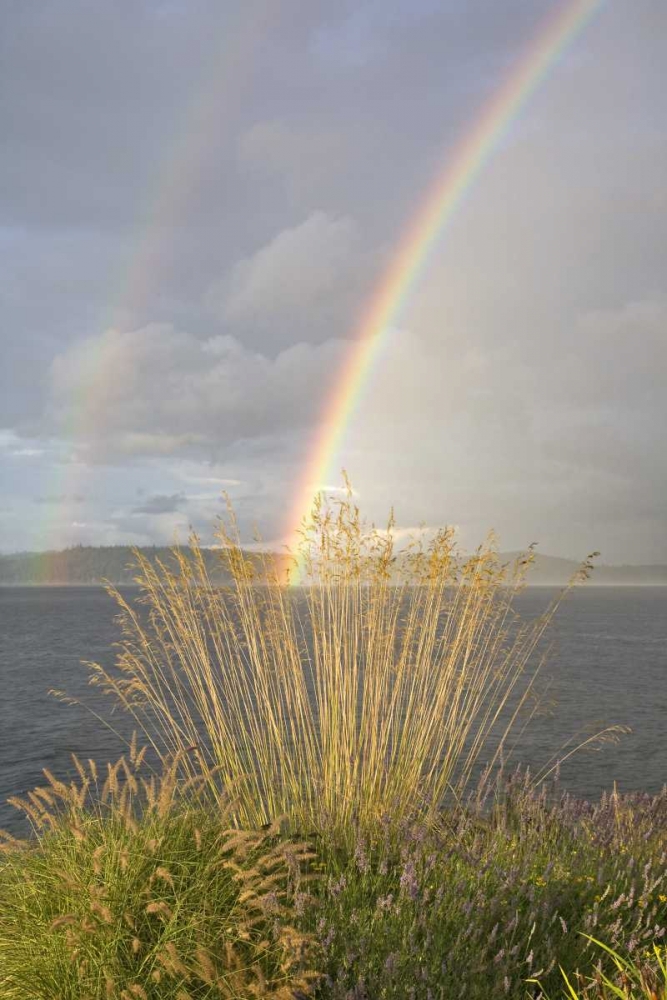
[1, 545, 666, 586]
[0, 546, 248, 585]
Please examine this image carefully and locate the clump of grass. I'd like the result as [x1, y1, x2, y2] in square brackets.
[0, 747, 319, 1000]
[79, 487, 614, 844]
[530, 936, 667, 999]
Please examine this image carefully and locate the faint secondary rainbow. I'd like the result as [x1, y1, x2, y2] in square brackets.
[285, 0, 605, 572]
[41, 2, 278, 556]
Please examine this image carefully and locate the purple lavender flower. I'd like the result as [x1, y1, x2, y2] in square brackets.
[399, 859, 420, 900]
[354, 838, 370, 875]
[329, 873, 347, 897]
[321, 925, 335, 949]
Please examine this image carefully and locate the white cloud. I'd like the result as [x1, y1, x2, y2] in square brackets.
[10, 447, 44, 457]
[208, 211, 368, 344]
[47, 322, 346, 460]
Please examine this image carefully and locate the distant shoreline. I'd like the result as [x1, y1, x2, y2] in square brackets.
[2, 545, 666, 587]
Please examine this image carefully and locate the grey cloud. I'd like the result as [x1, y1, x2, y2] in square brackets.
[238, 119, 358, 209]
[0, 1, 236, 229]
[209, 211, 374, 346]
[35, 493, 85, 506]
[1, 0, 666, 561]
[47, 323, 346, 460]
[335, 294, 667, 562]
[24, 292, 667, 561]
[132, 492, 186, 515]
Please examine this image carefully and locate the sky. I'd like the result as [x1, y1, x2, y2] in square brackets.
[1, 0, 666, 562]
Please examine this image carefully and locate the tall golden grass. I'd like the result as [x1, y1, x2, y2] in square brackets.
[81, 487, 604, 841]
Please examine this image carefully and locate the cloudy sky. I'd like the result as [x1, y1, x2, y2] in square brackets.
[1, 0, 665, 561]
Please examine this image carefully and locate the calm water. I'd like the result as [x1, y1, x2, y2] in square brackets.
[0, 586, 665, 835]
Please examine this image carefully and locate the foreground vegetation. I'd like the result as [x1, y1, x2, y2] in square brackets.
[1, 492, 665, 997]
[307, 774, 667, 998]
[2, 762, 666, 998]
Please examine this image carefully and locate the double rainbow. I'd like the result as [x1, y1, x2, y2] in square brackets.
[44, 1, 605, 563]
[283, 0, 605, 568]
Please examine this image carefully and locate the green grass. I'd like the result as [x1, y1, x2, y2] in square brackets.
[0, 752, 318, 999]
[530, 936, 667, 999]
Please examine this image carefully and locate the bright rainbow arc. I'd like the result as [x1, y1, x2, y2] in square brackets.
[284, 0, 605, 579]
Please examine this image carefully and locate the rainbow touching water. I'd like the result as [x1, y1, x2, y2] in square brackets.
[284, 0, 605, 575]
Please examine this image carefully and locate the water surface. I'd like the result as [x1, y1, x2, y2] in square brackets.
[1, 585, 665, 835]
